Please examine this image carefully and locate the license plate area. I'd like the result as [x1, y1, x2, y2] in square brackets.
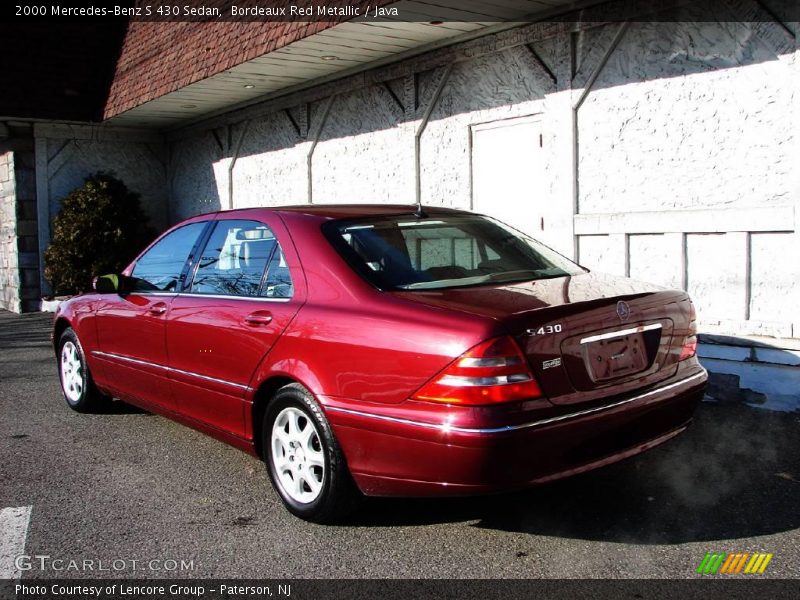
[580, 324, 661, 383]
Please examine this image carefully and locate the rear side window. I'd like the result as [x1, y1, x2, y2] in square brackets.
[131, 222, 206, 292]
[324, 214, 585, 291]
[188, 219, 292, 298]
[261, 246, 293, 299]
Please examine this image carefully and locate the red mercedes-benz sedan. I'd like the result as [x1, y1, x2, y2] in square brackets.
[53, 205, 706, 522]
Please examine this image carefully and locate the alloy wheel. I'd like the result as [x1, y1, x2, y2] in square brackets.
[60, 341, 83, 404]
[271, 406, 325, 503]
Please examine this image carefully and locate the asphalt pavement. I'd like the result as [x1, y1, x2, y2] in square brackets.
[1, 310, 799, 579]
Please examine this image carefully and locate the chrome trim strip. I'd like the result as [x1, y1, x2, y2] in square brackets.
[133, 292, 291, 303]
[325, 407, 453, 433]
[91, 351, 168, 371]
[326, 372, 706, 435]
[438, 374, 532, 387]
[174, 293, 291, 303]
[580, 323, 662, 345]
[169, 365, 249, 390]
[90, 350, 249, 391]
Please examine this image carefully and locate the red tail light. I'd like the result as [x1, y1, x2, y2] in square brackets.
[680, 301, 698, 360]
[679, 336, 697, 361]
[412, 336, 542, 405]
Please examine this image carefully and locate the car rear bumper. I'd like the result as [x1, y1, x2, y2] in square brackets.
[324, 365, 707, 496]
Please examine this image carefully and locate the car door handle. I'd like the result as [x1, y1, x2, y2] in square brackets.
[148, 302, 168, 316]
[244, 311, 273, 326]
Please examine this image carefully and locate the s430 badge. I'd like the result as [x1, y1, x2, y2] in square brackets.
[526, 324, 563, 336]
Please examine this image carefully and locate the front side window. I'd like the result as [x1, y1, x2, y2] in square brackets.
[130, 222, 206, 292]
[324, 214, 585, 291]
[189, 219, 292, 298]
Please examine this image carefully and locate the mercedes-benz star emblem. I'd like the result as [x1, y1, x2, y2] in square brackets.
[616, 300, 631, 321]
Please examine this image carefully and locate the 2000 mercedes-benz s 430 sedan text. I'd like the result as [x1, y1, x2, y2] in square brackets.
[53, 205, 707, 522]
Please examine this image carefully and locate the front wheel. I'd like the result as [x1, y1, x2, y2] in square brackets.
[58, 328, 109, 413]
[264, 383, 360, 523]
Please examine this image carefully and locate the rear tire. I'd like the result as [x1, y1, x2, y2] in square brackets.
[263, 383, 361, 523]
[57, 328, 110, 413]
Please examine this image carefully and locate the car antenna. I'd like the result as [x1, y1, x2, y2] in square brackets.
[414, 200, 428, 219]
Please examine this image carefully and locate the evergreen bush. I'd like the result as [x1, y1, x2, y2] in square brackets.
[44, 173, 154, 295]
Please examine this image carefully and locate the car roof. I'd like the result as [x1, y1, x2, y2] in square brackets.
[205, 204, 471, 221]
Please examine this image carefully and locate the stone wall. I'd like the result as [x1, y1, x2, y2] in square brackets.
[0, 124, 39, 313]
[0, 147, 19, 312]
[166, 1, 798, 338]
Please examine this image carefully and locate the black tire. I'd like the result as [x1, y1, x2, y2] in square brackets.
[263, 383, 361, 523]
[57, 328, 110, 413]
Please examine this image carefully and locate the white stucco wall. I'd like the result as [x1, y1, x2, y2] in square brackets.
[166, 6, 798, 339]
[577, 19, 794, 214]
[574, 15, 797, 337]
[170, 130, 225, 220]
[46, 139, 168, 229]
[30, 127, 170, 296]
[420, 46, 549, 210]
[235, 110, 307, 207]
[312, 86, 413, 205]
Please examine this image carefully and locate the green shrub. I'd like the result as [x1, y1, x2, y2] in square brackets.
[44, 173, 155, 295]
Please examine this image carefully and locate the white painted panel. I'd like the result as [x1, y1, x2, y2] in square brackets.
[471, 115, 544, 240]
[270, 49, 364, 68]
[574, 206, 795, 234]
[750, 232, 797, 326]
[359, 21, 481, 35]
[349, 22, 463, 44]
[629, 233, 681, 289]
[686, 233, 746, 323]
[316, 26, 429, 50]
[279, 40, 395, 61]
[578, 234, 625, 276]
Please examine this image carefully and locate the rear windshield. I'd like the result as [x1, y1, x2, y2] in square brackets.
[323, 214, 586, 291]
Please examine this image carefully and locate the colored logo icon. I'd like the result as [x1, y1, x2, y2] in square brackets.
[697, 552, 773, 575]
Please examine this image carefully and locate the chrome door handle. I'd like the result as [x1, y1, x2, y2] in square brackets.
[244, 312, 273, 326]
[148, 303, 168, 316]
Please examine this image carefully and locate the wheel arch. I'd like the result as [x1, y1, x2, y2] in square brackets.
[251, 375, 298, 459]
[52, 317, 72, 354]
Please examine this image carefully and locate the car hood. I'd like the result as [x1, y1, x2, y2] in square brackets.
[389, 271, 675, 320]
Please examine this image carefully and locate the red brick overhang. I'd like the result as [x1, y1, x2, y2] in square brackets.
[103, 1, 396, 120]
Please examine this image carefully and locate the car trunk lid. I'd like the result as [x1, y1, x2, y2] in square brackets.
[392, 272, 693, 406]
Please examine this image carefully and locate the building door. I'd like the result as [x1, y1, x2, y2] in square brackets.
[471, 115, 549, 244]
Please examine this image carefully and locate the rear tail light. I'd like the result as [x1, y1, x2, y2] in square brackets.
[679, 335, 698, 361]
[679, 301, 698, 361]
[412, 336, 542, 405]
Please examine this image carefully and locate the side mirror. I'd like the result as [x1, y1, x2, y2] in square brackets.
[93, 274, 127, 294]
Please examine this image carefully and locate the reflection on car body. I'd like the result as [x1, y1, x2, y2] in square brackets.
[53, 205, 707, 522]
